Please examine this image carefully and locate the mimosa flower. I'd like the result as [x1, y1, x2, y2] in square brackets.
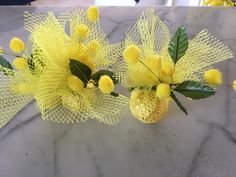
[87, 39, 101, 54]
[98, 75, 114, 94]
[123, 45, 141, 64]
[204, 69, 223, 86]
[75, 24, 90, 39]
[9, 37, 25, 53]
[13, 57, 28, 70]
[156, 83, 170, 100]
[87, 6, 99, 22]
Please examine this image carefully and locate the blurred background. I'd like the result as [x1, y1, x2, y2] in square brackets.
[0, 0, 206, 6]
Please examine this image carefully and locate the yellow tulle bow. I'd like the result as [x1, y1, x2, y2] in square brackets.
[0, 7, 128, 128]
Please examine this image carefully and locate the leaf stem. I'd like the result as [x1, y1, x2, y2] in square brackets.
[138, 59, 162, 83]
[1, 49, 28, 60]
[72, 62, 89, 82]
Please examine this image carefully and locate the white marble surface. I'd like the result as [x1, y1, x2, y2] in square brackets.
[0, 6, 236, 177]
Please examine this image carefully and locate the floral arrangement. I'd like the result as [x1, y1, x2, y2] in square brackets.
[203, 0, 235, 6]
[0, 7, 235, 128]
[114, 9, 235, 123]
[0, 6, 128, 128]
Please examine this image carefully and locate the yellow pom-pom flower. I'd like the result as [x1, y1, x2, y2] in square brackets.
[146, 55, 162, 73]
[204, 69, 223, 85]
[13, 57, 28, 70]
[156, 83, 170, 100]
[87, 6, 99, 22]
[87, 39, 100, 53]
[9, 37, 25, 53]
[233, 80, 236, 91]
[98, 75, 114, 94]
[76, 24, 90, 39]
[123, 45, 141, 64]
[68, 42, 86, 59]
[68, 75, 84, 92]
[161, 63, 175, 76]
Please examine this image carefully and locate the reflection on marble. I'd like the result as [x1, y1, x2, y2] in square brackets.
[0, 6, 236, 177]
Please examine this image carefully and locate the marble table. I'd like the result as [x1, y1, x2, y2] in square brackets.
[0, 6, 236, 177]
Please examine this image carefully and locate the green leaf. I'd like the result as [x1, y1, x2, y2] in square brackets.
[111, 92, 119, 97]
[0, 55, 14, 76]
[0, 55, 13, 70]
[174, 80, 215, 99]
[168, 26, 189, 64]
[170, 91, 188, 115]
[91, 70, 118, 85]
[69, 59, 92, 83]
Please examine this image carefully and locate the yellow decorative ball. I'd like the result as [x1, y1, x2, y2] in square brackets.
[233, 80, 236, 91]
[68, 75, 84, 92]
[123, 45, 141, 64]
[130, 89, 170, 123]
[9, 37, 25, 53]
[204, 69, 222, 86]
[156, 83, 171, 100]
[13, 57, 28, 70]
[76, 24, 89, 39]
[87, 39, 100, 53]
[146, 55, 162, 73]
[87, 6, 99, 22]
[98, 75, 114, 94]
[161, 63, 174, 76]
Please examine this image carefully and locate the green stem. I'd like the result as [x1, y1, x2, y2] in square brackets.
[1, 49, 27, 60]
[138, 60, 162, 83]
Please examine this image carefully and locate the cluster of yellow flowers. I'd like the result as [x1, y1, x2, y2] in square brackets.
[122, 44, 236, 102]
[203, 0, 235, 6]
[123, 44, 176, 101]
[9, 6, 115, 96]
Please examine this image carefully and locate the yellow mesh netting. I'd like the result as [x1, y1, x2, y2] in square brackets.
[0, 8, 128, 126]
[173, 30, 233, 83]
[114, 8, 233, 123]
[0, 67, 33, 128]
[114, 9, 170, 88]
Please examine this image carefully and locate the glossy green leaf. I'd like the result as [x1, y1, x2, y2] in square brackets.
[168, 26, 189, 64]
[0, 55, 13, 70]
[171, 91, 188, 115]
[174, 80, 215, 99]
[0, 55, 13, 75]
[69, 59, 91, 83]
